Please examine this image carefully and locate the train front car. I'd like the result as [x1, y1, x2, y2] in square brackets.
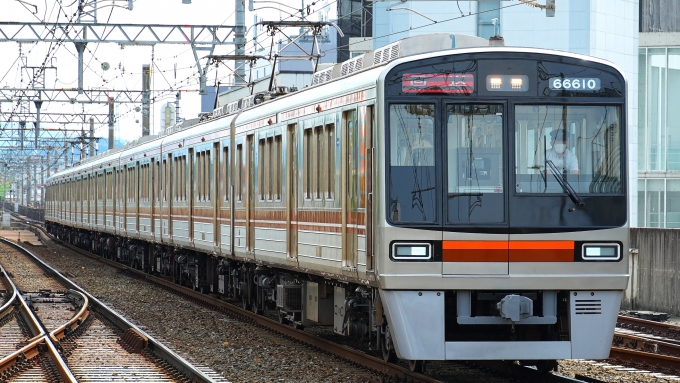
[377, 49, 628, 364]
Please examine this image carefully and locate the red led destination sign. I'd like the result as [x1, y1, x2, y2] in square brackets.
[402, 73, 474, 94]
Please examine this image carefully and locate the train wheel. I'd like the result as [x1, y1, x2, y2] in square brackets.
[278, 312, 289, 325]
[381, 324, 397, 363]
[408, 360, 426, 373]
[241, 297, 251, 311]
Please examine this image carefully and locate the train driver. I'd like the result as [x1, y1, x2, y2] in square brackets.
[546, 129, 579, 174]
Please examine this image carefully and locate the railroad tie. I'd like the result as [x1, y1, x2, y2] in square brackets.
[118, 327, 148, 353]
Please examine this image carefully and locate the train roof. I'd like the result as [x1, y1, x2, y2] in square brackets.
[46, 33, 625, 184]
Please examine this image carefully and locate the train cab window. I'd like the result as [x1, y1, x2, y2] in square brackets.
[388, 104, 437, 223]
[514, 105, 622, 194]
[446, 104, 505, 224]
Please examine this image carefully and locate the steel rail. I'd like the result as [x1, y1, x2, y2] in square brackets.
[49, 289, 90, 343]
[0, 265, 18, 322]
[617, 315, 680, 340]
[609, 346, 680, 374]
[0, 234, 219, 383]
[0, 260, 76, 382]
[614, 331, 680, 357]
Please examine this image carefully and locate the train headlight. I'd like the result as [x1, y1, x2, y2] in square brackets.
[582, 244, 620, 261]
[392, 243, 431, 260]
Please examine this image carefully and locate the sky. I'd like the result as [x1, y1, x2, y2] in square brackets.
[0, 0, 336, 144]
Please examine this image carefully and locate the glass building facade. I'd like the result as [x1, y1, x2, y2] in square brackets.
[638, 47, 680, 227]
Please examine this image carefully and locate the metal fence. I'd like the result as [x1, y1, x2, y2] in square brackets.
[2, 202, 44, 222]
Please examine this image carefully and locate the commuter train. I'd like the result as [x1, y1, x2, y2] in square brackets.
[45, 33, 629, 371]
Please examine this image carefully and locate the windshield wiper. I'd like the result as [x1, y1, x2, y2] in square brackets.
[545, 160, 585, 207]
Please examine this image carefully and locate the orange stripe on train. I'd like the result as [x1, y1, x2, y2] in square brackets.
[442, 241, 574, 262]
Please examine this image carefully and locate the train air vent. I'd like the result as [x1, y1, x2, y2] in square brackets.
[227, 101, 239, 114]
[312, 67, 333, 85]
[341, 55, 364, 76]
[374, 41, 401, 65]
[574, 299, 602, 315]
[239, 95, 255, 110]
[277, 285, 302, 311]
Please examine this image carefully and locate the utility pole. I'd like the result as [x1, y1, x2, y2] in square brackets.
[142, 64, 151, 136]
[108, 97, 115, 149]
[89, 117, 95, 156]
[235, 0, 246, 85]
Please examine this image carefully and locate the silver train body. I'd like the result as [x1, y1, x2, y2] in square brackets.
[45, 33, 629, 364]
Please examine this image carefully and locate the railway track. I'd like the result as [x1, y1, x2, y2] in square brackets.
[3, 216, 591, 383]
[0, 237, 228, 382]
[608, 315, 680, 376]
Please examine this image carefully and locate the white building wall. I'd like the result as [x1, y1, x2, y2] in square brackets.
[372, 0, 640, 226]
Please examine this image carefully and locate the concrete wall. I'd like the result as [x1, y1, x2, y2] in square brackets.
[627, 228, 680, 313]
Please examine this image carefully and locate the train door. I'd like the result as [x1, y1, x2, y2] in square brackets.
[124, 165, 129, 234]
[152, 158, 158, 240]
[342, 109, 358, 270]
[163, 153, 172, 243]
[286, 123, 298, 261]
[246, 134, 255, 253]
[364, 105, 375, 271]
[112, 170, 117, 235]
[97, 171, 104, 227]
[78, 176, 83, 226]
[441, 102, 509, 275]
[188, 148, 195, 243]
[106, 170, 112, 230]
[213, 142, 220, 249]
[135, 161, 140, 235]
[222, 142, 232, 254]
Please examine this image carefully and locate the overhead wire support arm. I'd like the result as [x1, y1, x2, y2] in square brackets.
[256, 21, 344, 91]
[0, 88, 145, 104]
[0, 21, 238, 94]
[0, 22, 238, 45]
[208, 54, 268, 91]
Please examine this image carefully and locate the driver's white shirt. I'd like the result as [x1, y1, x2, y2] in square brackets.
[546, 148, 579, 173]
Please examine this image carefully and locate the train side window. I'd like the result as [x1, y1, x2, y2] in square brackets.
[97, 173, 103, 203]
[164, 156, 170, 202]
[183, 155, 187, 201]
[275, 135, 282, 200]
[326, 124, 335, 199]
[315, 126, 323, 199]
[141, 164, 148, 202]
[259, 138, 266, 201]
[206, 150, 211, 202]
[267, 136, 274, 201]
[200, 151, 206, 201]
[155, 160, 160, 201]
[237, 144, 243, 201]
[223, 146, 229, 202]
[304, 128, 313, 199]
[173, 157, 179, 201]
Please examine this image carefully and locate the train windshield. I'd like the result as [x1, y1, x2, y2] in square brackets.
[388, 103, 624, 225]
[514, 105, 622, 194]
[388, 104, 437, 223]
[446, 104, 505, 224]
